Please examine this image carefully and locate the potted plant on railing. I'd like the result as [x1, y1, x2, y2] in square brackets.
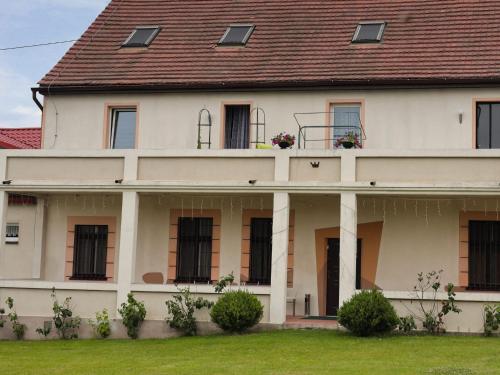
[272, 132, 296, 149]
[335, 131, 362, 149]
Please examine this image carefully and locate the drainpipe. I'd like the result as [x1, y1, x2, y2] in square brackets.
[31, 87, 43, 111]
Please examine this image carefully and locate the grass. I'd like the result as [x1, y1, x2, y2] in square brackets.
[0, 330, 499, 375]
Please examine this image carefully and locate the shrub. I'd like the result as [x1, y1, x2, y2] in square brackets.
[338, 290, 398, 337]
[51, 288, 81, 339]
[398, 315, 417, 334]
[35, 321, 52, 338]
[407, 270, 461, 334]
[210, 290, 263, 333]
[118, 293, 146, 339]
[89, 309, 111, 339]
[5, 297, 26, 340]
[483, 304, 500, 337]
[0, 306, 5, 328]
[166, 286, 212, 336]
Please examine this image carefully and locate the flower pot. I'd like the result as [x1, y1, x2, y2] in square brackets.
[342, 141, 354, 149]
[278, 141, 291, 149]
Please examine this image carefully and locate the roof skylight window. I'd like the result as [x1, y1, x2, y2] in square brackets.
[218, 24, 255, 46]
[352, 22, 386, 43]
[123, 26, 161, 47]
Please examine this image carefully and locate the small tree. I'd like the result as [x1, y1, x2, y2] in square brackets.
[118, 293, 146, 339]
[165, 286, 212, 336]
[483, 304, 500, 337]
[5, 297, 26, 340]
[407, 270, 461, 334]
[89, 309, 112, 339]
[51, 288, 81, 339]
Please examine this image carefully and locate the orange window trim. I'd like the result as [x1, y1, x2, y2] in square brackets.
[325, 99, 365, 150]
[240, 209, 295, 287]
[220, 101, 253, 150]
[65, 216, 117, 282]
[103, 103, 140, 149]
[314, 221, 383, 316]
[168, 209, 221, 283]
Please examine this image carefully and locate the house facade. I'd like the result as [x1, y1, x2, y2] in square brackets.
[1, 0, 500, 338]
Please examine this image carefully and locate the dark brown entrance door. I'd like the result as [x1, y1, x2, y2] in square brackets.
[326, 238, 362, 316]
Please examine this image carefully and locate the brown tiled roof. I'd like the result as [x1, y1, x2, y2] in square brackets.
[0, 128, 41, 149]
[39, 0, 500, 92]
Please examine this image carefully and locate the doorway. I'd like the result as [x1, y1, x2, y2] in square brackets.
[326, 238, 362, 316]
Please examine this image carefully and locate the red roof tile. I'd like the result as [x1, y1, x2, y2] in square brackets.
[0, 128, 41, 149]
[39, 0, 500, 91]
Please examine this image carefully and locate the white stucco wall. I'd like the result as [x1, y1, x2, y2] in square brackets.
[42, 87, 500, 151]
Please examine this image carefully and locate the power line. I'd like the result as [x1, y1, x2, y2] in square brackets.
[0, 39, 77, 51]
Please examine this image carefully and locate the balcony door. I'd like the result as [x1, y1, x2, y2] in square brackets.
[224, 105, 250, 149]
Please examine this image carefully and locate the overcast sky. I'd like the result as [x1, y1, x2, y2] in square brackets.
[0, 0, 110, 127]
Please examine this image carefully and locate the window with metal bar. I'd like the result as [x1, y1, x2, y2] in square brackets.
[176, 217, 213, 283]
[468, 221, 500, 291]
[249, 218, 273, 285]
[476, 102, 500, 149]
[72, 225, 108, 280]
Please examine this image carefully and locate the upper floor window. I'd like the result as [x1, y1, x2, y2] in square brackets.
[224, 104, 250, 149]
[176, 217, 213, 283]
[109, 108, 136, 149]
[330, 103, 361, 147]
[476, 102, 500, 149]
[468, 221, 500, 291]
[71, 225, 108, 280]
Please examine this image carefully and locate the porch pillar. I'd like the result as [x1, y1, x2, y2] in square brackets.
[270, 192, 290, 324]
[116, 191, 139, 308]
[0, 156, 7, 279]
[339, 192, 357, 307]
[31, 198, 46, 279]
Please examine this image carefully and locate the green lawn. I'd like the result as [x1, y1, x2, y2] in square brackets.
[0, 330, 499, 375]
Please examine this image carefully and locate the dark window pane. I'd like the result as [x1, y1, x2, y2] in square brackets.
[353, 23, 385, 42]
[124, 27, 160, 47]
[224, 105, 250, 149]
[468, 221, 500, 290]
[356, 239, 362, 289]
[111, 109, 136, 149]
[249, 218, 273, 285]
[72, 225, 108, 280]
[219, 26, 254, 45]
[491, 104, 500, 148]
[477, 103, 491, 148]
[176, 217, 213, 283]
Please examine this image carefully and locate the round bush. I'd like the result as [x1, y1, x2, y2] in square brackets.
[338, 290, 398, 337]
[210, 290, 263, 333]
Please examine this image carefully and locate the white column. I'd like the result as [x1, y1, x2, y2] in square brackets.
[269, 192, 290, 324]
[0, 155, 7, 279]
[339, 192, 357, 306]
[31, 198, 47, 279]
[116, 191, 139, 308]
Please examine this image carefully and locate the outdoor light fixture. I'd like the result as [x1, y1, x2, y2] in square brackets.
[115, 179, 123, 184]
[248, 180, 257, 185]
[310, 161, 320, 168]
[2, 180, 12, 185]
[458, 111, 464, 124]
[370, 181, 377, 186]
